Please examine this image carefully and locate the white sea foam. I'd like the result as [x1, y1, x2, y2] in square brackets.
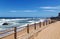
[0, 18, 50, 38]
[0, 18, 48, 31]
[0, 19, 28, 22]
[39, 19, 45, 22]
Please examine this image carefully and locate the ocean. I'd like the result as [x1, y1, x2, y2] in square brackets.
[0, 17, 50, 38]
[0, 17, 42, 31]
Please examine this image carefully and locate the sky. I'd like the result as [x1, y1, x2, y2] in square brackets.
[0, 0, 60, 17]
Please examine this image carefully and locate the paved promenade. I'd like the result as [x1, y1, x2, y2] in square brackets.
[35, 21, 60, 39]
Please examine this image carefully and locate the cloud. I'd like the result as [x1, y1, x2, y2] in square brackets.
[10, 10, 17, 12]
[40, 6, 60, 10]
[39, 6, 60, 12]
[9, 10, 37, 13]
[23, 10, 37, 12]
[43, 10, 55, 12]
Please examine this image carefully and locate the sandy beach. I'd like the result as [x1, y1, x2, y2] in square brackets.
[35, 21, 60, 39]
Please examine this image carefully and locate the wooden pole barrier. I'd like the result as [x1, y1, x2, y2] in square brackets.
[45, 21, 46, 26]
[43, 22, 45, 26]
[49, 20, 50, 24]
[50, 20, 51, 24]
[27, 24, 29, 34]
[34, 23, 36, 30]
[46, 20, 47, 25]
[50, 20, 52, 24]
[49, 20, 51, 24]
[14, 27, 17, 39]
[47, 20, 49, 25]
[39, 22, 41, 27]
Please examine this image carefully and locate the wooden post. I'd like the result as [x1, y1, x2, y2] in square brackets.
[27, 24, 29, 34]
[46, 21, 47, 25]
[14, 27, 17, 39]
[50, 20, 51, 24]
[49, 20, 50, 24]
[34, 23, 36, 30]
[43, 22, 44, 26]
[39, 22, 41, 27]
[0, 38, 3, 39]
[48, 20, 49, 24]
[45, 21, 46, 26]
[50, 20, 52, 24]
[47, 20, 48, 25]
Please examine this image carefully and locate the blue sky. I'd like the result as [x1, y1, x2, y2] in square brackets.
[0, 0, 60, 17]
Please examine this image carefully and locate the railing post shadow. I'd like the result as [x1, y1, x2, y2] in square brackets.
[14, 27, 17, 39]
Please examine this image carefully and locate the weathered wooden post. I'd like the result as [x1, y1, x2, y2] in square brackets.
[48, 20, 49, 24]
[14, 27, 17, 39]
[48, 19, 51, 24]
[45, 21, 46, 26]
[50, 19, 52, 24]
[49, 20, 50, 24]
[39, 22, 41, 27]
[47, 20, 49, 25]
[50, 20, 51, 24]
[27, 24, 29, 34]
[43, 22, 45, 26]
[34, 23, 36, 30]
[46, 20, 47, 25]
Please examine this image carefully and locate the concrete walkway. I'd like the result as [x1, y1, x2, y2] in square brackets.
[35, 21, 60, 39]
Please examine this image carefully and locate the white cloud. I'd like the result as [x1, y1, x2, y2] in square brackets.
[23, 10, 37, 12]
[40, 6, 60, 9]
[43, 10, 55, 12]
[10, 10, 37, 13]
[39, 6, 60, 12]
[10, 10, 17, 12]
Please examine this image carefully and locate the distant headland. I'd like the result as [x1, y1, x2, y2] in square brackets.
[50, 13, 60, 20]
